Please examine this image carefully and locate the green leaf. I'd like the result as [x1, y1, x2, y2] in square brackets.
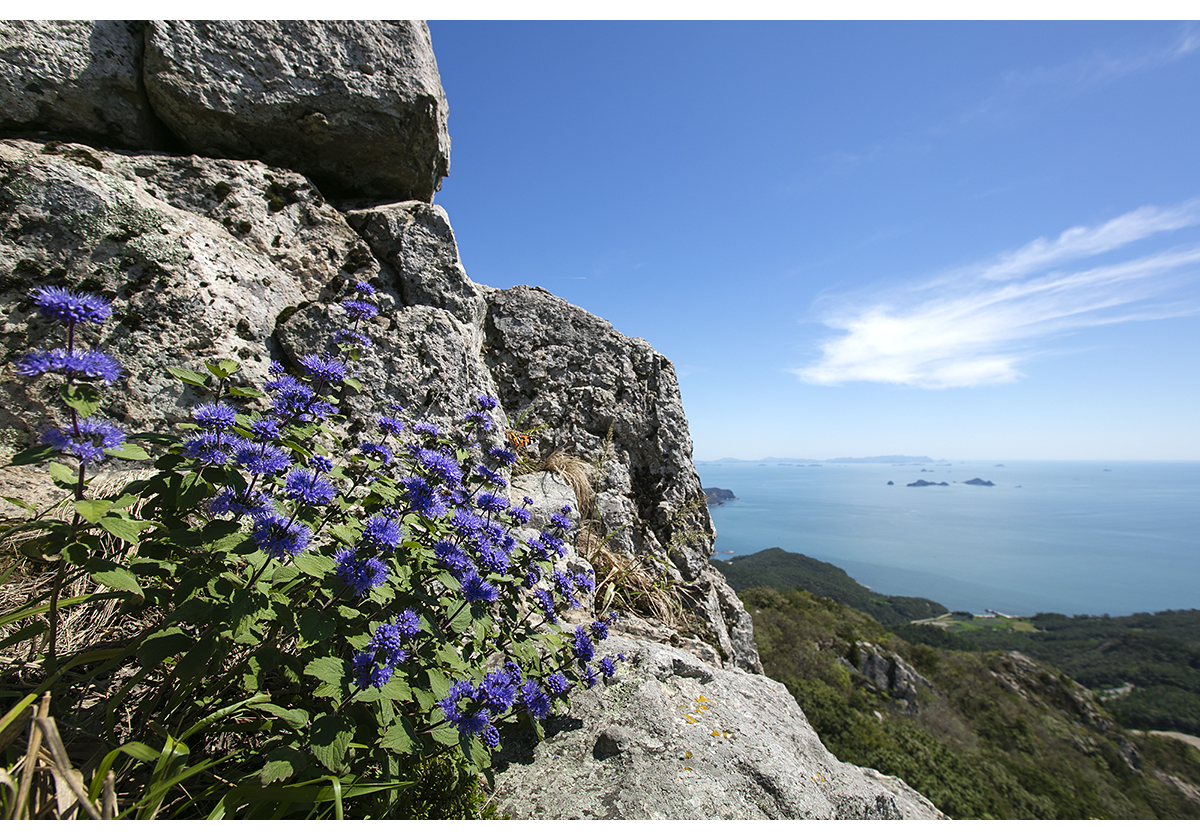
[429, 724, 459, 748]
[8, 444, 57, 466]
[73, 498, 112, 524]
[298, 608, 336, 646]
[342, 376, 362, 393]
[98, 514, 153, 543]
[379, 678, 412, 703]
[425, 667, 452, 701]
[205, 359, 240, 379]
[119, 741, 163, 762]
[138, 627, 193, 667]
[60, 381, 102, 418]
[111, 442, 151, 461]
[260, 746, 306, 786]
[294, 551, 335, 579]
[89, 561, 142, 595]
[49, 461, 78, 491]
[2, 495, 36, 512]
[0, 620, 47, 652]
[380, 719, 416, 755]
[304, 656, 347, 687]
[256, 704, 310, 730]
[167, 367, 211, 388]
[308, 714, 355, 773]
[228, 385, 267, 400]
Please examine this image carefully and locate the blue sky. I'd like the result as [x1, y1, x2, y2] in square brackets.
[429, 20, 1200, 462]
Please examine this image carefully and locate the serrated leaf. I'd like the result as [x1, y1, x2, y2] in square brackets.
[8, 444, 57, 467]
[308, 714, 355, 773]
[98, 514, 153, 543]
[304, 656, 347, 687]
[228, 386, 266, 400]
[256, 703, 310, 730]
[327, 524, 359, 546]
[138, 627, 192, 666]
[60, 382, 101, 418]
[89, 562, 142, 594]
[426, 667, 452, 700]
[110, 442, 150, 461]
[167, 367, 211, 388]
[73, 498, 112, 523]
[49, 461, 78, 490]
[429, 724, 459, 747]
[260, 746, 306, 786]
[297, 608, 335, 646]
[379, 678, 412, 703]
[380, 720, 415, 755]
[294, 551, 335, 579]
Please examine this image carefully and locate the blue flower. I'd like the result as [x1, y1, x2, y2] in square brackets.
[438, 680, 491, 739]
[487, 446, 517, 467]
[232, 440, 291, 475]
[582, 665, 597, 688]
[550, 512, 572, 531]
[476, 492, 509, 514]
[462, 410, 492, 430]
[572, 626, 595, 662]
[335, 547, 389, 597]
[598, 656, 616, 677]
[30, 286, 111, 323]
[533, 589, 557, 624]
[412, 421, 440, 437]
[359, 442, 393, 464]
[506, 506, 531, 526]
[414, 447, 462, 487]
[309, 454, 333, 472]
[193, 402, 237, 430]
[284, 468, 337, 505]
[590, 619, 610, 641]
[545, 673, 570, 696]
[474, 465, 507, 489]
[41, 418, 126, 465]
[400, 475, 448, 518]
[298, 353, 347, 385]
[460, 573, 499, 603]
[519, 679, 551, 719]
[575, 572, 596, 595]
[395, 609, 421, 639]
[351, 622, 412, 689]
[209, 486, 275, 519]
[475, 394, 499, 409]
[361, 514, 402, 551]
[15, 348, 122, 384]
[479, 669, 517, 714]
[251, 514, 312, 560]
[433, 540, 471, 574]
[376, 415, 405, 436]
[249, 418, 281, 441]
[333, 328, 371, 348]
[352, 651, 393, 689]
[180, 432, 229, 466]
[342, 300, 378, 319]
[354, 281, 377, 296]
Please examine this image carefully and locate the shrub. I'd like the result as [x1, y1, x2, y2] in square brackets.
[0, 281, 617, 819]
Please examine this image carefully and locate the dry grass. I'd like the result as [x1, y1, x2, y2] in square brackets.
[537, 450, 594, 517]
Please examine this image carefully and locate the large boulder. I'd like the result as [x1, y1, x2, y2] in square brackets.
[0, 21, 169, 151]
[492, 634, 945, 819]
[482, 286, 714, 584]
[143, 20, 450, 201]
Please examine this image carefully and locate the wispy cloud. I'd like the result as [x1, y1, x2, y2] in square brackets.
[794, 202, 1200, 388]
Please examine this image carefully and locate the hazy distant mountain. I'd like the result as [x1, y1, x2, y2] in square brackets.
[703, 455, 940, 465]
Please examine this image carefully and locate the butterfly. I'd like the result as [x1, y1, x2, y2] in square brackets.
[505, 429, 532, 449]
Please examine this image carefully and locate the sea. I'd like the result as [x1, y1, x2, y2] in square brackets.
[696, 460, 1200, 618]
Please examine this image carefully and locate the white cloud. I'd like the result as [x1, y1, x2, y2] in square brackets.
[795, 203, 1200, 388]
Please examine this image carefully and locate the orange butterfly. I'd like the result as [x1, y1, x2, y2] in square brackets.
[505, 429, 532, 449]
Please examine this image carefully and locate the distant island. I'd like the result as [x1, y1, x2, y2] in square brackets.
[702, 487, 737, 506]
[964, 478, 995, 486]
[702, 455, 945, 465]
[907, 479, 949, 487]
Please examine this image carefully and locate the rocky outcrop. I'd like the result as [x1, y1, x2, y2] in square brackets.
[0, 20, 448, 201]
[492, 634, 944, 819]
[0, 21, 940, 818]
[848, 641, 932, 711]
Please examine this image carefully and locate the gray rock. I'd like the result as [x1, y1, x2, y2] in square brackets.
[0, 138, 357, 439]
[852, 641, 932, 709]
[482, 285, 714, 584]
[143, 20, 450, 200]
[346, 200, 487, 330]
[0, 21, 169, 151]
[493, 635, 944, 819]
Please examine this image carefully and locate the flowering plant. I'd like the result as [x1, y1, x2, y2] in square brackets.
[0, 281, 617, 819]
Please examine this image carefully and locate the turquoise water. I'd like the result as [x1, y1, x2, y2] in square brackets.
[697, 460, 1200, 617]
